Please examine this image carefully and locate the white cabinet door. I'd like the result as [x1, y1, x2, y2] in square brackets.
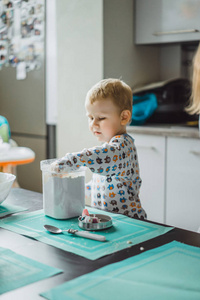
[131, 133, 166, 223]
[135, 0, 200, 44]
[166, 137, 200, 232]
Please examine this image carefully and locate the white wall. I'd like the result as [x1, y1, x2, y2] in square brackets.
[56, 0, 161, 182]
[56, 0, 103, 162]
[103, 0, 160, 87]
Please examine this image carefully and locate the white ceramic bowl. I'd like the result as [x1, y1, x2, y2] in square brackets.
[0, 173, 16, 204]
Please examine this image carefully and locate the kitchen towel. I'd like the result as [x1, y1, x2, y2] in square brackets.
[0, 247, 62, 295]
[0, 208, 173, 260]
[41, 241, 200, 300]
[0, 203, 27, 218]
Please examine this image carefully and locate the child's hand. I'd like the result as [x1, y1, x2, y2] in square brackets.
[50, 161, 60, 173]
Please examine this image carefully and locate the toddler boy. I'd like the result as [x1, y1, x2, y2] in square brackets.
[53, 79, 146, 219]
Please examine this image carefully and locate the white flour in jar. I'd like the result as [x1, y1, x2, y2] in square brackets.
[43, 173, 85, 219]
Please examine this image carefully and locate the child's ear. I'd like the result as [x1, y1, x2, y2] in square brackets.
[120, 110, 131, 125]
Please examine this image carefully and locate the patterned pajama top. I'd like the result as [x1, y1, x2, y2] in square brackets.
[56, 133, 146, 219]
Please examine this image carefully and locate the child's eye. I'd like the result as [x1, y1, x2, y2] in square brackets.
[99, 117, 105, 121]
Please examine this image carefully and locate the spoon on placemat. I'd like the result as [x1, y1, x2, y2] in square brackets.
[44, 225, 106, 242]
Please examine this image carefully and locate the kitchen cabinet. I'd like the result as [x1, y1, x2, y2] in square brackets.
[135, 0, 200, 45]
[130, 133, 166, 224]
[130, 131, 200, 232]
[166, 136, 200, 232]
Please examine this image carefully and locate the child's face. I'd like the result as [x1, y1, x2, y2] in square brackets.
[86, 98, 126, 142]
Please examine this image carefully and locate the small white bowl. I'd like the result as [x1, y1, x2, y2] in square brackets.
[0, 173, 16, 204]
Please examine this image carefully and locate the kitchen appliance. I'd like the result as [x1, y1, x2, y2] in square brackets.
[0, 1, 57, 192]
[0, 62, 46, 192]
[133, 78, 198, 125]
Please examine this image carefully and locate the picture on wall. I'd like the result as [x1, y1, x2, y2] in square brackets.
[0, 0, 44, 79]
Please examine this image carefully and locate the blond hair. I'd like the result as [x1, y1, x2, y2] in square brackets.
[86, 78, 133, 115]
[186, 43, 200, 114]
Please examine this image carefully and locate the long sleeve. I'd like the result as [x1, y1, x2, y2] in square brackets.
[54, 134, 146, 219]
[54, 135, 138, 180]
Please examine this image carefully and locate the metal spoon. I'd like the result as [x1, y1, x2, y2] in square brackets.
[44, 224, 106, 242]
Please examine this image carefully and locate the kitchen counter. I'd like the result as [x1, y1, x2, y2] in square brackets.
[127, 125, 200, 139]
[1, 188, 200, 299]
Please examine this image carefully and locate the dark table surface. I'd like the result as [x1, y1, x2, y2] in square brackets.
[1, 188, 200, 299]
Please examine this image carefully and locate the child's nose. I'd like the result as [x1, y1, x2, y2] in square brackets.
[92, 119, 99, 126]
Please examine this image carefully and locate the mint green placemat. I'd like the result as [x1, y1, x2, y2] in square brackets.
[41, 241, 200, 300]
[0, 247, 62, 295]
[0, 203, 27, 217]
[0, 208, 173, 260]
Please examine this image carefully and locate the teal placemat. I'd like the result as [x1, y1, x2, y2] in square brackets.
[41, 241, 200, 300]
[0, 247, 62, 295]
[0, 203, 27, 217]
[0, 208, 173, 260]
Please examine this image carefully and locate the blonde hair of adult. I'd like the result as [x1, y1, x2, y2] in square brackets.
[86, 78, 133, 116]
[186, 43, 200, 114]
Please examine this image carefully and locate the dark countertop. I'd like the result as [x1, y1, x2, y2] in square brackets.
[127, 125, 200, 139]
[1, 188, 200, 299]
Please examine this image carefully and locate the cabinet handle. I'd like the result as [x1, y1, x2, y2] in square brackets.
[190, 150, 200, 156]
[153, 29, 199, 36]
